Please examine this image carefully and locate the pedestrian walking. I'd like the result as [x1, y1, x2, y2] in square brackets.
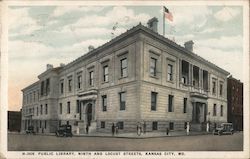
[186, 122, 190, 135]
[206, 122, 210, 132]
[115, 124, 119, 135]
[112, 123, 115, 136]
[86, 125, 89, 134]
[166, 127, 169, 135]
[137, 122, 141, 136]
[143, 121, 146, 134]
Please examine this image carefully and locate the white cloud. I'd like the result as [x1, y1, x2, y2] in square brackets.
[214, 7, 240, 22]
[9, 37, 109, 61]
[52, 6, 104, 17]
[8, 40, 53, 59]
[72, 6, 150, 28]
[172, 34, 195, 45]
[195, 46, 243, 80]
[8, 7, 42, 35]
[198, 27, 223, 34]
[196, 35, 243, 50]
[57, 25, 127, 40]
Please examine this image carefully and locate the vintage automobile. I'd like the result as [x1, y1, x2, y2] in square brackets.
[55, 125, 73, 137]
[26, 126, 35, 134]
[213, 123, 234, 135]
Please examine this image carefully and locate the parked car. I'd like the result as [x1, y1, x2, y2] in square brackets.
[213, 123, 234, 135]
[55, 125, 73, 137]
[26, 126, 35, 134]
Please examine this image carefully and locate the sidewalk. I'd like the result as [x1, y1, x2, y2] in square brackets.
[73, 131, 210, 138]
[12, 131, 211, 138]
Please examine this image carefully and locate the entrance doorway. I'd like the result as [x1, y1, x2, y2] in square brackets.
[86, 103, 92, 126]
[192, 102, 207, 123]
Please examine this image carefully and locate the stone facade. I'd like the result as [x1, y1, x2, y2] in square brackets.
[21, 22, 229, 134]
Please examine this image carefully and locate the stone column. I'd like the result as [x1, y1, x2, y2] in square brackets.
[189, 63, 193, 86]
[179, 59, 182, 84]
[208, 73, 211, 91]
[200, 68, 203, 89]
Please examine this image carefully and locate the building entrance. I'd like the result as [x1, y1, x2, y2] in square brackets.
[192, 102, 207, 123]
[86, 103, 92, 126]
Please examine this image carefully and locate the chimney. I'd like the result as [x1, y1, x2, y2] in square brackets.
[60, 63, 65, 67]
[46, 64, 53, 70]
[88, 45, 95, 52]
[147, 17, 158, 32]
[184, 40, 194, 52]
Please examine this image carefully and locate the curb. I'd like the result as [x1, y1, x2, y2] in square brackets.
[15, 132, 211, 139]
[72, 133, 211, 139]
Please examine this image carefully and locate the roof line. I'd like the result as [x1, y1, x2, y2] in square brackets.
[21, 81, 39, 91]
[60, 23, 229, 75]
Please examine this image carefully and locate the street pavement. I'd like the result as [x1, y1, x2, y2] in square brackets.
[8, 131, 243, 151]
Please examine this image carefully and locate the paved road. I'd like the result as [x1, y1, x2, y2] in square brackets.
[8, 132, 243, 151]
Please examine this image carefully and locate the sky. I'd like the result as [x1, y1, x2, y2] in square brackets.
[8, 5, 243, 111]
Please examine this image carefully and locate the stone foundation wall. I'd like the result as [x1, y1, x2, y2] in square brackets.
[96, 120, 186, 133]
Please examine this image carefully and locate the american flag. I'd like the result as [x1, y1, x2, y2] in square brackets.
[164, 6, 173, 22]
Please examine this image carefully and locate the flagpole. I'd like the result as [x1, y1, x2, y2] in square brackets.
[163, 6, 165, 37]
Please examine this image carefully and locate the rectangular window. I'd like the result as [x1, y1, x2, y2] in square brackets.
[59, 120, 61, 126]
[40, 120, 42, 128]
[33, 92, 35, 102]
[169, 122, 174, 130]
[213, 104, 217, 116]
[60, 80, 64, 94]
[59, 103, 62, 114]
[117, 122, 124, 129]
[212, 79, 217, 95]
[167, 64, 173, 81]
[41, 81, 44, 96]
[101, 121, 105, 128]
[45, 104, 48, 114]
[44, 120, 47, 129]
[102, 95, 107, 111]
[76, 100, 80, 113]
[121, 58, 128, 78]
[151, 92, 157, 111]
[219, 83, 223, 96]
[45, 78, 50, 95]
[89, 71, 94, 86]
[168, 95, 174, 112]
[40, 105, 43, 115]
[119, 92, 126, 110]
[220, 105, 223, 116]
[150, 58, 157, 76]
[77, 75, 82, 89]
[152, 121, 158, 130]
[183, 98, 187, 113]
[37, 107, 38, 116]
[103, 66, 109, 82]
[68, 78, 72, 92]
[67, 102, 70, 114]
